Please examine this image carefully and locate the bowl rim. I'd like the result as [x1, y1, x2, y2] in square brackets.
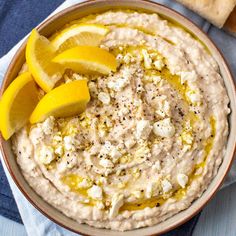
[0, 0, 235, 235]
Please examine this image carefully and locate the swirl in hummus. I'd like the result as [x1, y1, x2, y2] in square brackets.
[12, 10, 230, 231]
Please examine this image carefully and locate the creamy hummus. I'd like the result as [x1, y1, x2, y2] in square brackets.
[12, 10, 230, 231]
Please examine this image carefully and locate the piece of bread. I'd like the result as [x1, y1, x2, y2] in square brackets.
[176, 0, 236, 27]
[224, 5, 236, 32]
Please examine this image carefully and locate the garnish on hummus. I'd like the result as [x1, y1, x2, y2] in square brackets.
[0, 10, 230, 231]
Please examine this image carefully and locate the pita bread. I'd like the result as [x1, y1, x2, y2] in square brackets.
[224, 6, 236, 33]
[176, 0, 236, 27]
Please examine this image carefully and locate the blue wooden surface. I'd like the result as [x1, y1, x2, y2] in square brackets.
[193, 183, 236, 236]
[0, 183, 236, 236]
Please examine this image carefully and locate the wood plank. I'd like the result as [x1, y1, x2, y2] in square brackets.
[193, 183, 236, 236]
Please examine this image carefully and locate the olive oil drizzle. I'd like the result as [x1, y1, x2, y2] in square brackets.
[59, 116, 215, 211]
[120, 116, 215, 211]
[63, 9, 209, 53]
[50, 10, 214, 212]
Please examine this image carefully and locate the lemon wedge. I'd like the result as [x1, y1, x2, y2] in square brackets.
[51, 23, 109, 52]
[52, 46, 117, 75]
[30, 80, 90, 124]
[0, 72, 39, 140]
[26, 29, 63, 93]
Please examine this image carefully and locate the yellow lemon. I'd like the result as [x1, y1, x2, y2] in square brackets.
[51, 23, 109, 52]
[30, 80, 90, 124]
[0, 72, 39, 140]
[52, 46, 117, 75]
[26, 29, 63, 93]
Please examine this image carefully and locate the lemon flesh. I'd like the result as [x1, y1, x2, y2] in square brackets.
[30, 80, 90, 124]
[0, 72, 39, 140]
[51, 23, 109, 52]
[52, 46, 117, 75]
[26, 29, 63, 93]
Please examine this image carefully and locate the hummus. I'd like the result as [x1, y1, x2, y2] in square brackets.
[12, 10, 230, 231]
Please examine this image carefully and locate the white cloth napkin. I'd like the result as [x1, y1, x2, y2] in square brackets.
[0, 0, 235, 235]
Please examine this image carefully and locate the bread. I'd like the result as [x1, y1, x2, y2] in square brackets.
[224, 5, 236, 32]
[176, 0, 236, 27]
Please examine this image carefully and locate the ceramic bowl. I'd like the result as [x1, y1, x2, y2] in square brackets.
[0, 0, 235, 235]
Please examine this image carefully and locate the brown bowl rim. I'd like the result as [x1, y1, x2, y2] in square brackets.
[0, 0, 236, 235]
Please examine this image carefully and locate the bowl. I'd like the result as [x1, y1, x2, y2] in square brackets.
[0, 0, 236, 235]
